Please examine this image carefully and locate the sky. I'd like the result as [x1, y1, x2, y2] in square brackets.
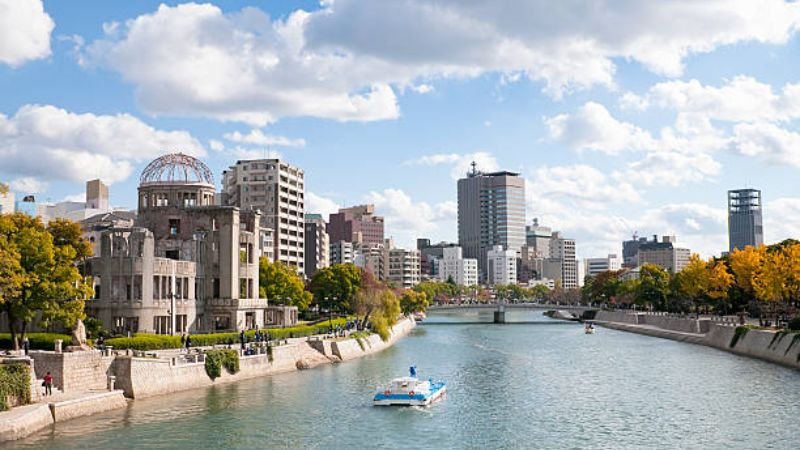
[2, 0, 800, 259]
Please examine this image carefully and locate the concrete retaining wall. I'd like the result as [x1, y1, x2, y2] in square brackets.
[0, 404, 54, 442]
[115, 317, 415, 398]
[596, 314, 800, 370]
[49, 391, 127, 422]
[594, 311, 640, 324]
[705, 324, 800, 368]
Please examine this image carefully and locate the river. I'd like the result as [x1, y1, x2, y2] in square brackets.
[5, 310, 800, 449]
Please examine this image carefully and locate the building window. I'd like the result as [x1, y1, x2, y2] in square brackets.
[213, 278, 220, 298]
[154, 316, 170, 335]
[166, 250, 179, 260]
[214, 315, 230, 331]
[169, 219, 180, 236]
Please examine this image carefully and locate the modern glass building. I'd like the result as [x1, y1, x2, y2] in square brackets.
[728, 189, 763, 252]
[457, 163, 526, 282]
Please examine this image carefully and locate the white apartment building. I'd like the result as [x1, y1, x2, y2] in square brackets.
[584, 254, 622, 277]
[222, 159, 305, 271]
[437, 246, 479, 286]
[549, 232, 578, 289]
[487, 245, 517, 286]
[330, 241, 354, 265]
[386, 247, 421, 289]
[304, 213, 329, 278]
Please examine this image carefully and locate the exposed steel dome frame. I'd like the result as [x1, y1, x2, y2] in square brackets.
[139, 153, 215, 186]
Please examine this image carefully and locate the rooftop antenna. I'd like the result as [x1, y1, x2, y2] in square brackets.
[469, 160, 480, 177]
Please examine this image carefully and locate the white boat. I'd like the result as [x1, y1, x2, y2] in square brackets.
[585, 324, 596, 334]
[412, 312, 426, 322]
[373, 376, 447, 406]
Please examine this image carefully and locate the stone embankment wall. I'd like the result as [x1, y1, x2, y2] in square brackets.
[115, 317, 416, 399]
[30, 351, 115, 393]
[333, 318, 415, 361]
[594, 311, 800, 370]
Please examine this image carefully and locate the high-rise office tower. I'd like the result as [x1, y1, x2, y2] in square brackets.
[728, 189, 763, 252]
[457, 162, 526, 281]
[222, 159, 305, 271]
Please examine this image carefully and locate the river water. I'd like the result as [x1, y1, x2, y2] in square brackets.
[5, 310, 800, 449]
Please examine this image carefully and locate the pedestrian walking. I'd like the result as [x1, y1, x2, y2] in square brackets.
[43, 371, 53, 396]
[185, 334, 192, 351]
[22, 337, 30, 356]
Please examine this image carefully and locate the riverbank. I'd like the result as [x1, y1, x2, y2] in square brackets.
[593, 311, 800, 370]
[0, 317, 416, 442]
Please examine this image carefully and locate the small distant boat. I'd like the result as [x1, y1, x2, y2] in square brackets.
[585, 324, 596, 334]
[374, 367, 446, 406]
[412, 312, 427, 322]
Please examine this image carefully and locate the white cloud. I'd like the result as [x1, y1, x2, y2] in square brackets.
[306, 191, 340, 218]
[410, 84, 434, 94]
[407, 151, 499, 180]
[362, 188, 456, 247]
[544, 102, 656, 154]
[622, 151, 721, 187]
[0, 0, 54, 67]
[223, 129, 306, 148]
[731, 122, 800, 167]
[630, 76, 800, 123]
[529, 164, 640, 211]
[765, 197, 800, 244]
[0, 104, 204, 185]
[9, 177, 48, 194]
[62, 193, 85, 203]
[82, 1, 800, 124]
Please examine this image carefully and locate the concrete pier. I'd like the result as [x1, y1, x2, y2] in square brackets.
[493, 305, 505, 323]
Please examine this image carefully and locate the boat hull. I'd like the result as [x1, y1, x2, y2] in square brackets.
[373, 385, 446, 406]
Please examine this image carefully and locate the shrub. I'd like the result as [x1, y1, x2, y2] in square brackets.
[730, 325, 756, 348]
[0, 364, 31, 411]
[788, 316, 800, 331]
[0, 333, 75, 351]
[204, 349, 240, 380]
[105, 334, 181, 351]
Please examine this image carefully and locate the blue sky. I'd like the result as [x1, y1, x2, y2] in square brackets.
[2, 0, 800, 258]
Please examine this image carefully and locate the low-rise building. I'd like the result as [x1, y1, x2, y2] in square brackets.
[330, 240, 354, 265]
[584, 254, 622, 277]
[437, 246, 478, 286]
[487, 245, 517, 285]
[636, 235, 690, 273]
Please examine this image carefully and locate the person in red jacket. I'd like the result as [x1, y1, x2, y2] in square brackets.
[43, 372, 53, 396]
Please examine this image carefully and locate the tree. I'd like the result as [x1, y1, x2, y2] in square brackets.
[675, 254, 708, 314]
[399, 290, 428, 315]
[308, 264, 362, 313]
[729, 246, 764, 299]
[707, 260, 733, 313]
[258, 257, 312, 310]
[635, 264, 670, 310]
[351, 272, 401, 340]
[0, 214, 92, 349]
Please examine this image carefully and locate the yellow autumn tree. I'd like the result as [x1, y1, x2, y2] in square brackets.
[707, 260, 733, 312]
[729, 245, 765, 300]
[675, 254, 708, 313]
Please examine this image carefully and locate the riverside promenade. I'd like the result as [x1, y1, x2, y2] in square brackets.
[592, 311, 800, 370]
[0, 317, 416, 442]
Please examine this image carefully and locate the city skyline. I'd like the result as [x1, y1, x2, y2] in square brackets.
[2, 1, 800, 258]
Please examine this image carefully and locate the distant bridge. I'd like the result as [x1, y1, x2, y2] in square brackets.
[426, 303, 598, 323]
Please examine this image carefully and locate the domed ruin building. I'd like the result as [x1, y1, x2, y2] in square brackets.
[83, 153, 294, 335]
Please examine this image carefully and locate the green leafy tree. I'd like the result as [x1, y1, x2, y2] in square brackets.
[0, 214, 93, 349]
[635, 264, 670, 310]
[399, 290, 429, 315]
[308, 263, 362, 313]
[258, 257, 312, 310]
